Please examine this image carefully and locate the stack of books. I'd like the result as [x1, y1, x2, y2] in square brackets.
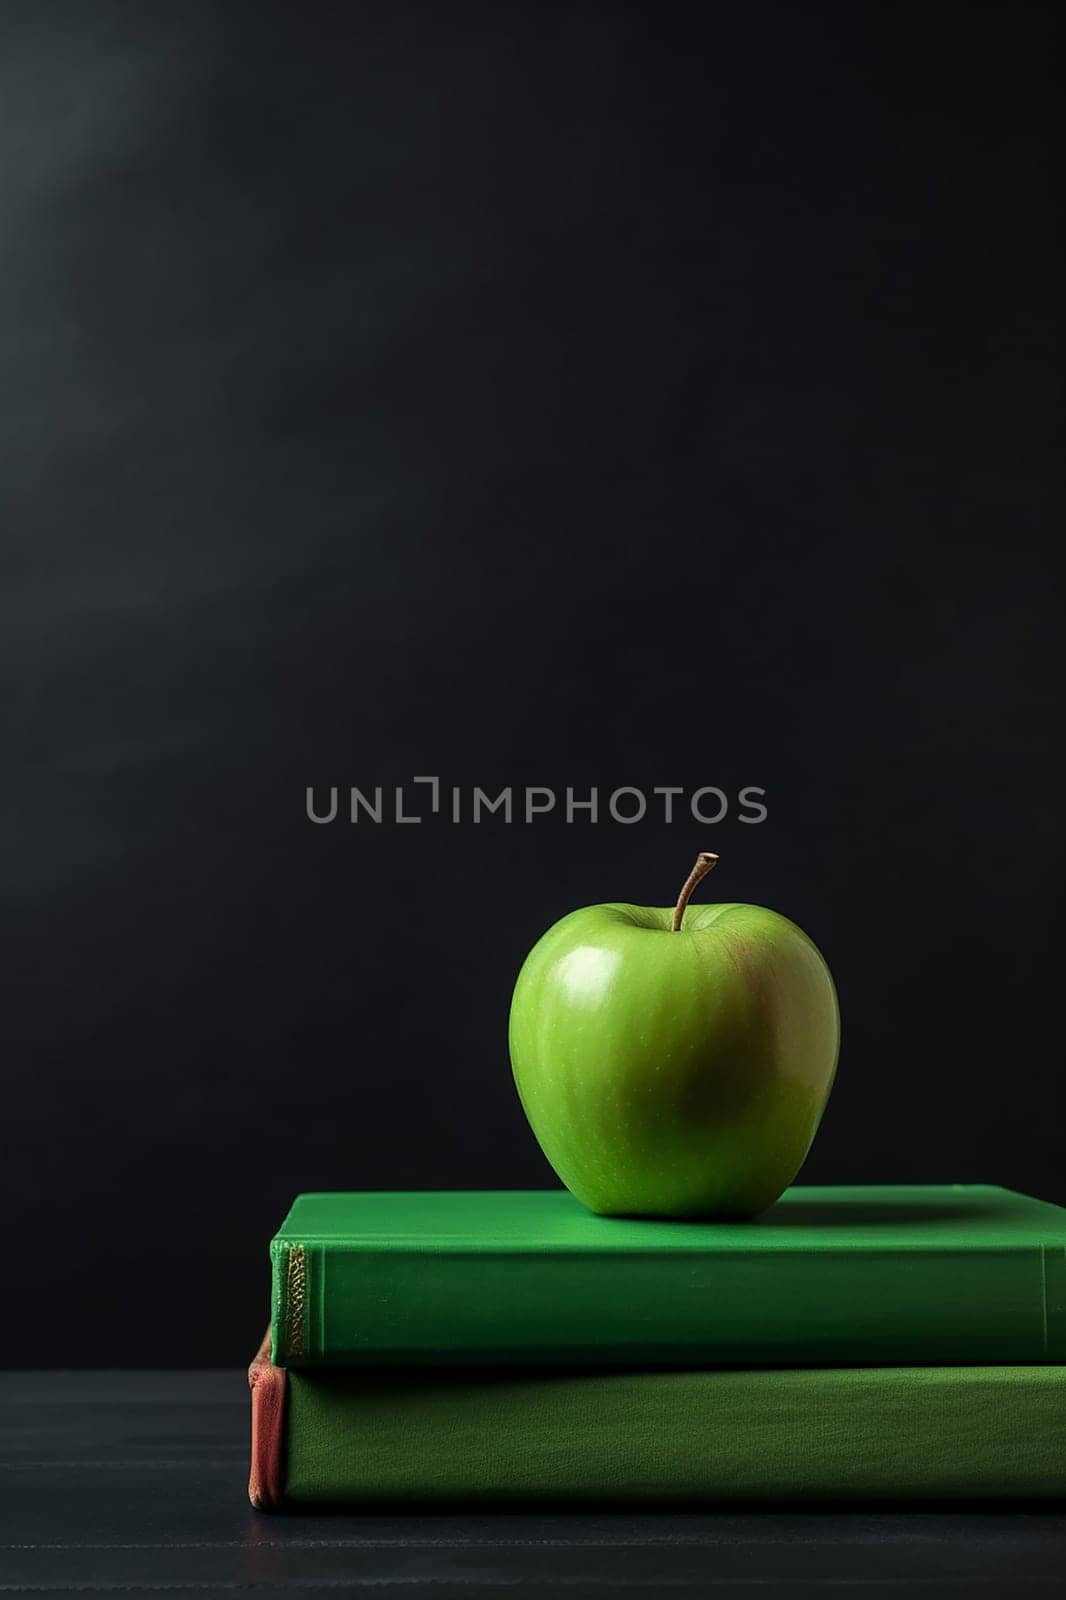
[248, 1184, 1066, 1507]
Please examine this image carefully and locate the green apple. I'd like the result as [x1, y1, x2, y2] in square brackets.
[509, 853, 839, 1219]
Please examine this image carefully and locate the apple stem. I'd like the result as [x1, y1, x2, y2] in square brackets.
[671, 851, 720, 931]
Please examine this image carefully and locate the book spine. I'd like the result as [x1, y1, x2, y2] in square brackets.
[271, 1240, 318, 1364]
[247, 1328, 286, 1511]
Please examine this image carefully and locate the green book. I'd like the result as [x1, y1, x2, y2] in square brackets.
[248, 1332, 1066, 1507]
[269, 1184, 1066, 1367]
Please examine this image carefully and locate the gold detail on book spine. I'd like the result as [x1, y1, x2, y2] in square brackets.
[286, 1245, 308, 1358]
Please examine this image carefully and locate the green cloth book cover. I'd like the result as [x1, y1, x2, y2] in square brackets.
[248, 1330, 1066, 1509]
[269, 1183, 1066, 1367]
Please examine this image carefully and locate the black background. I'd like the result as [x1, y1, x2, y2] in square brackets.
[3, 1, 1061, 1367]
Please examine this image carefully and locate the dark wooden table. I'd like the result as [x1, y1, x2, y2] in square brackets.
[2, 1371, 1064, 1597]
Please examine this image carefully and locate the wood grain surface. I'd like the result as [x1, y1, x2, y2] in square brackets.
[1, 1371, 1064, 1596]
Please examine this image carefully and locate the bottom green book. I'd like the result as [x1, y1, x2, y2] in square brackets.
[248, 1331, 1066, 1509]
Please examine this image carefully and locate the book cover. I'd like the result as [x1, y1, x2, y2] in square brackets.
[247, 1330, 1066, 1508]
[269, 1184, 1066, 1367]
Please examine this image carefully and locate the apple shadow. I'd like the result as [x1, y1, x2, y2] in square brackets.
[612, 1198, 1005, 1227]
[754, 1198, 1001, 1229]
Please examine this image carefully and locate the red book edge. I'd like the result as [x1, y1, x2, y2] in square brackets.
[248, 1326, 287, 1511]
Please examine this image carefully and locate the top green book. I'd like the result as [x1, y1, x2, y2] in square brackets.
[269, 1184, 1066, 1367]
